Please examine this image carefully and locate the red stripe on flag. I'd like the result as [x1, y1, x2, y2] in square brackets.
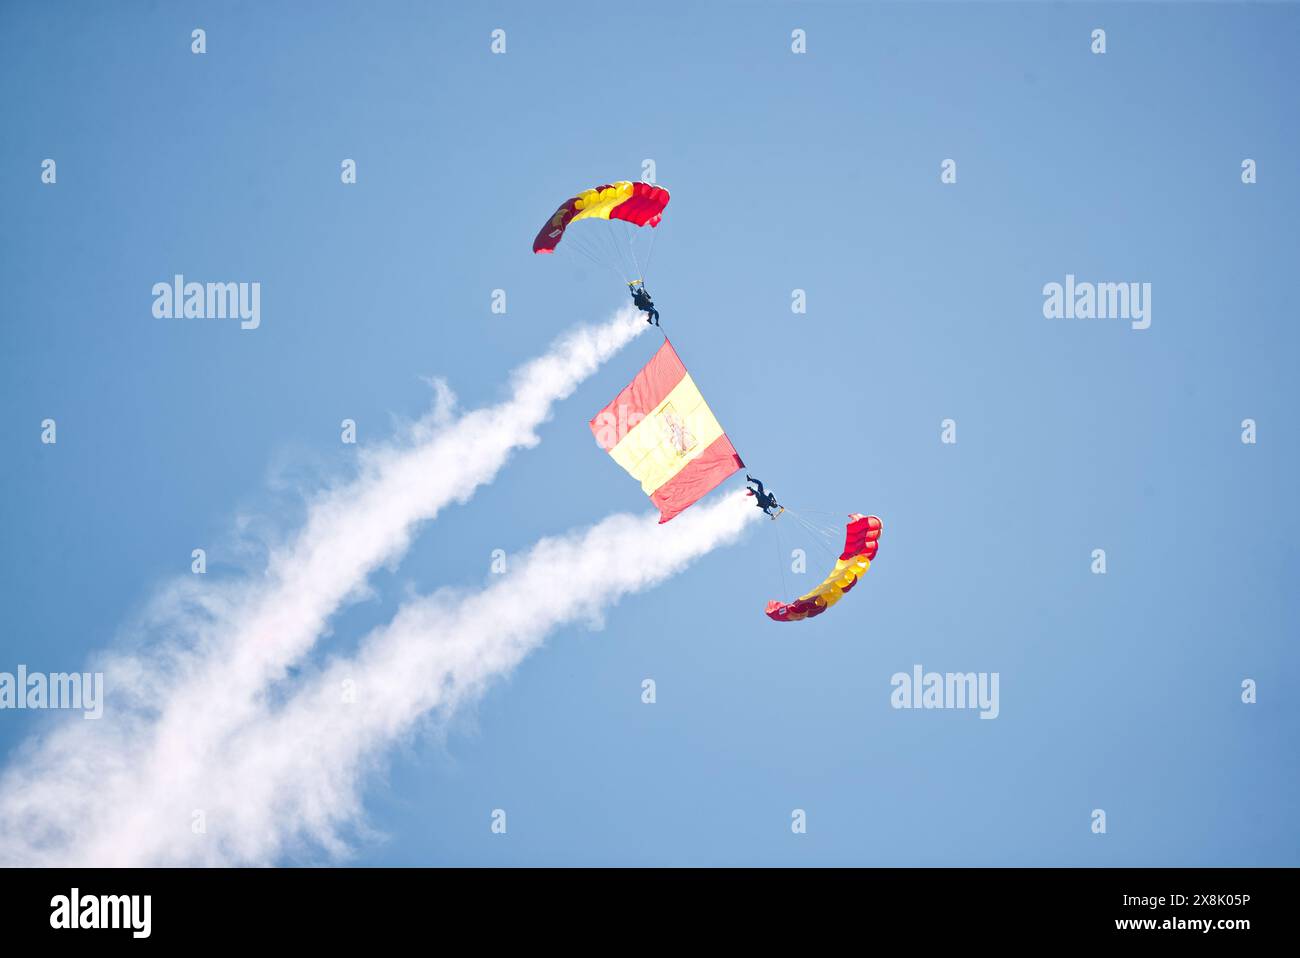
[650, 434, 745, 523]
[588, 339, 687, 452]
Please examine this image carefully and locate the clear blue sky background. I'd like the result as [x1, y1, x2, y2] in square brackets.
[1, 1, 1297, 865]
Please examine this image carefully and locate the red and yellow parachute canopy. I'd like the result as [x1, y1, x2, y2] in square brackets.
[533, 181, 669, 255]
[766, 515, 882, 622]
[589, 339, 743, 523]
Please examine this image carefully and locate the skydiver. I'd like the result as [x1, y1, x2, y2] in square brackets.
[629, 281, 660, 326]
[745, 474, 782, 519]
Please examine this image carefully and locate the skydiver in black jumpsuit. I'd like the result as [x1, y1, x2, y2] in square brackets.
[745, 475, 781, 518]
[630, 283, 659, 326]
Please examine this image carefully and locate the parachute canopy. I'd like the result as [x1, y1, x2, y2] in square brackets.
[533, 181, 669, 254]
[589, 339, 743, 523]
[766, 514, 882, 622]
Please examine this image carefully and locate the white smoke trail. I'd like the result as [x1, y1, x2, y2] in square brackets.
[0, 309, 647, 866]
[188, 492, 757, 865]
[1, 493, 756, 865]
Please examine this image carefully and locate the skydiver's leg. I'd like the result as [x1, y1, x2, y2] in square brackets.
[651, 308, 659, 326]
[751, 479, 767, 497]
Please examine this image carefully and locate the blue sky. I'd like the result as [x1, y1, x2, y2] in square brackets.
[1, 1, 1297, 866]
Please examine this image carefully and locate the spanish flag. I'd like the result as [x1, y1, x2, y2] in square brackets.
[589, 340, 744, 523]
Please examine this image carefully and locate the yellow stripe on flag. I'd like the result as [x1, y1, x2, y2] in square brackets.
[607, 373, 725, 495]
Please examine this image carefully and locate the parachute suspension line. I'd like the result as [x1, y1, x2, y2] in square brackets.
[641, 223, 659, 283]
[546, 215, 658, 287]
[772, 510, 791, 604]
[589, 224, 615, 276]
[608, 222, 636, 285]
[785, 510, 844, 561]
[794, 508, 849, 522]
[790, 508, 856, 540]
[784, 503, 840, 518]
[793, 534, 840, 576]
[794, 514, 841, 541]
[576, 222, 631, 285]
[564, 230, 603, 274]
[792, 519, 840, 561]
[564, 226, 626, 285]
[784, 505, 843, 538]
[801, 520, 845, 553]
[569, 236, 609, 273]
[620, 221, 643, 285]
[594, 221, 620, 281]
[617, 221, 636, 281]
